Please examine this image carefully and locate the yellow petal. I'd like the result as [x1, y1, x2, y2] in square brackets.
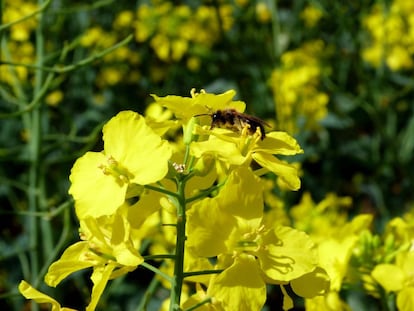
[152, 89, 246, 122]
[111, 214, 144, 266]
[86, 264, 116, 311]
[69, 151, 127, 219]
[103, 111, 172, 185]
[190, 137, 246, 165]
[127, 189, 163, 229]
[291, 267, 330, 298]
[186, 198, 236, 257]
[258, 226, 318, 282]
[45, 242, 95, 287]
[216, 167, 264, 220]
[371, 264, 404, 292]
[397, 287, 414, 311]
[19, 280, 77, 311]
[252, 152, 301, 190]
[317, 236, 357, 291]
[256, 131, 303, 155]
[208, 254, 266, 311]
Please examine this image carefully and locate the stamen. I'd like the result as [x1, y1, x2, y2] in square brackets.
[254, 127, 263, 143]
[98, 155, 133, 186]
[190, 88, 206, 98]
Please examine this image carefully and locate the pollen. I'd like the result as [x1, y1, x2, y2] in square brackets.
[98, 155, 133, 186]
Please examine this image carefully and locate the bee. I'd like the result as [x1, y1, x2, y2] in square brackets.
[194, 108, 270, 140]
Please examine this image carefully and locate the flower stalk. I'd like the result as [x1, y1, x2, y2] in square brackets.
[169, 174, 188, 311]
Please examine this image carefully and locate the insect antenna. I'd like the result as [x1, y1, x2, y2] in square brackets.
[193, 112, 212, 118]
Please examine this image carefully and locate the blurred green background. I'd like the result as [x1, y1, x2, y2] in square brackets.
[1, 0, 414, 310]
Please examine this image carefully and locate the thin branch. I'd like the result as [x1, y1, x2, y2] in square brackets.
[0, 34, 134, 74]
[182, 269, 223, 278]
[144, 184, 179, 198]
[140, 262, 173, 283]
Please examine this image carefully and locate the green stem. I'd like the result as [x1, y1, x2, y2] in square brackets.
[140, 262, 173, 283]
[35, 206, 71, 287]
[135, 273, 161, 311]
[0, 34, 133, 74]
[143, 254, 175, 261]
[185, 180, 226, 204]
[0, 35, 132, 119]
[184, 297, 212, 311]
[182, 269, 223, 278]
[27, 2, 47, 310]
[144, 184, 179, 198]
[269, 0, 281, 60]
[169, 177, 187, 311]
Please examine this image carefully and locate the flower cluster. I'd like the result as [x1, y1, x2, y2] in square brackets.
[134, 2, 233, 64]
[1, 0, 38, 86]
[300, 4, 324, 28]
[79, 1, 234, 89]
[362, 1, 414, 70]
[351, 216, 414, 311]
[269, 40, 330, 134]
[19, 90, 328, 310]
[272, 190, 414, 311]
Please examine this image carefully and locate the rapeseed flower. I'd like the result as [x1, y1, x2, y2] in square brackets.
[372, 251, 414, 311]
[69, 111, 172, 219]
[44, 205, 144, 311]
[191, 127, 303, 190]
[300, 5, 323, 28]
[305, 214, 373, 310]
[362, 1, 414, 70]
[186, 167, 324, 309]
[269, 40, 330, 134]
[151, 89, 245, 125]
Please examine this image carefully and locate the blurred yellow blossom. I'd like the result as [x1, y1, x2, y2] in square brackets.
[3, 0, 38, 41]
[372, 251, 414, 311]
[301, 5, 323, 28]
[45, 90, 64, 107]
[269, 40, 330, 134]
[113, 10, 134, 29]
[256, 3, 271, 23]
[1, 0, 37, 86]
[362, 1, 414, 70]
[134, 2, 234, 62]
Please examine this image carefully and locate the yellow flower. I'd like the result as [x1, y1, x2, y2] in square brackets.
[113, 10, 134, 29]
[80, 26, 105, 47]
[361, 1, 414, 70]
[151, 89, 245, 125]
[69, 111, 172, 219]
[256, 3, 271, 23]
[300, 5, 324, 28]
[45, 90, 64, 107]
[186, 167, 324, 308]
[290, 192, 352, 239]
[305, 214, 373, 309]
[269, 40, 330, 133]
[187, 167, 264, 257]
[44, 206, 144, 311]
[372, 251, 414, 311]
[191, 129, 303, 190]
[208, 254, 267, 311]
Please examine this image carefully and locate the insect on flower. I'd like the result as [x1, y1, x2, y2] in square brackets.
[194, 108, 270, 140]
